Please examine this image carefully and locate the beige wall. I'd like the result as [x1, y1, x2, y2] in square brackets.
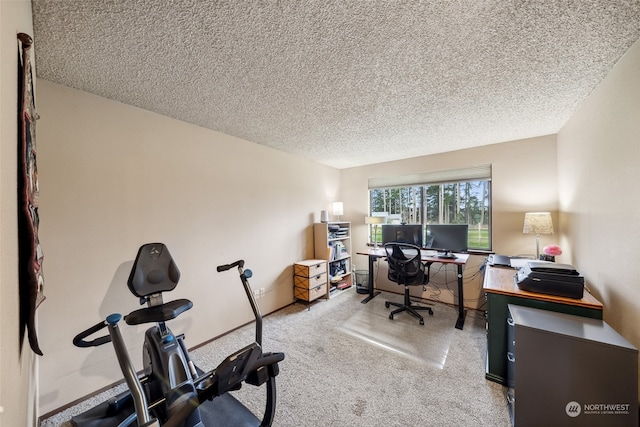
[35, 80, 340, 414]
[1, 0, 39, 426]
[340, 135, 560, 309]
[557, 38, 640, 370]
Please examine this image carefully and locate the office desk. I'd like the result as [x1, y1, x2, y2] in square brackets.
[356, 248, 470, 329]
[483, 265, 603, 385]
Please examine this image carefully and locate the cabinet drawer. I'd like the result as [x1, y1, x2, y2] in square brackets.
[294, 260, 327, 277]
[294, 283, 327, 302]
[294, 273, 326, 289]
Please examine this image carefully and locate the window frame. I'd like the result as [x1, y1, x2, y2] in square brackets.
[368, 165, 492, 252]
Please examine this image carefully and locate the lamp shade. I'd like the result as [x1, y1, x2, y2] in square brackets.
[365, 216, 385, 225]
[523, 212, 554, 235]
[332, 202, 344, 216]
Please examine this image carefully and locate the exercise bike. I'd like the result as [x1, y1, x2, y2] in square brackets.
[72, 243, 284, 426]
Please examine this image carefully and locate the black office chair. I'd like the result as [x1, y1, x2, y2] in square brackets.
[384, 242, 433, 325]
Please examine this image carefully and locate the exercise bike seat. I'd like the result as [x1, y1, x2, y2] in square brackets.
[125, 243, 193, 325]
[125, 298, 193, 325]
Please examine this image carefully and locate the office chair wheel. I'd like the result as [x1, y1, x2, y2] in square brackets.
[420, 319, 424, 325]
[389, 313, 394, 320]
[385, 302, 390, 308]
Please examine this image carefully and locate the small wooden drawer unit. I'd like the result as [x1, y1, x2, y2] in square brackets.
[293, 259, 327, 302]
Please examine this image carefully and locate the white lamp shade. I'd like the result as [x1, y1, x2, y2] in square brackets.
[365, 216, 385, 225]
[332, 202, 344, 216]
[523, 212, 554, 235]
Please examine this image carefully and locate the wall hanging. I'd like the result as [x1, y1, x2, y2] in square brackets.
[18, 32, 44, 356]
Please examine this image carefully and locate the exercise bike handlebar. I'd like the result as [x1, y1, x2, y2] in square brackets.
[73, 319, 112, 348]
[75, 314, 158, 426]
[216, 260, 244, 272]
[217, 259, 262, 345]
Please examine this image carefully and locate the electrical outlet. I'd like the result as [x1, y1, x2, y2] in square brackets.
[253, 289, 260, 298]
[259, 288, 266, 297]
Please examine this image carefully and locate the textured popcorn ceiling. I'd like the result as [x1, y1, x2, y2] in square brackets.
[32, 1, 640, 168]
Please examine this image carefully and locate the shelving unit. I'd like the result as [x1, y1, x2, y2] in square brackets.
[313, 221, 352, 298]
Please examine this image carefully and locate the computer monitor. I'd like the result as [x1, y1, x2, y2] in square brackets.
[381, 224, 423, 247]
[424, 224, 469, 256]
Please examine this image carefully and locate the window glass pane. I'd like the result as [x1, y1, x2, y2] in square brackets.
[369, 179, 491, 250]
[370, 187, 422, 224]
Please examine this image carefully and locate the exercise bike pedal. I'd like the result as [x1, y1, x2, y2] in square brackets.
[246, 365, 269, 387]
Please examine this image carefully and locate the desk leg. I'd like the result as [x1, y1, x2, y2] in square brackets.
[455, 264, 467, 329]
[361, 254, 381, 304]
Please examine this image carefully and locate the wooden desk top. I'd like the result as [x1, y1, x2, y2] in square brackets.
[483, 265, 603, 310]
[357, 247, 469, 266]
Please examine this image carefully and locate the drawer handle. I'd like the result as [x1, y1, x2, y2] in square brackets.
[507, 352, 515, 363]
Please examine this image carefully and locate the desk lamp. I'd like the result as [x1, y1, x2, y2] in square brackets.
[523, 212, 553, 259]
[365, 216, 385, 249]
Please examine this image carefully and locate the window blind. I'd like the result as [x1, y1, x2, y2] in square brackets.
[368, 164, 492, 189]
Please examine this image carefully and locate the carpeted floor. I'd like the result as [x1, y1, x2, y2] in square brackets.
[337, 297, 455, 369]
[41, 289, 511, 426]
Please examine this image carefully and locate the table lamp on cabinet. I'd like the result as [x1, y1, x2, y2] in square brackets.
[522, 212, 554, 259]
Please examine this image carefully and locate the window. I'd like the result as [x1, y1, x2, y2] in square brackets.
[368, 165, 491, 251]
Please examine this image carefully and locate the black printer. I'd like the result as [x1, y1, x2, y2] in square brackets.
[515, 262, 584, 299]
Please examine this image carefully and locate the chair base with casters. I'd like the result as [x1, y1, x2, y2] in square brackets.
[385, 286, 433, 325]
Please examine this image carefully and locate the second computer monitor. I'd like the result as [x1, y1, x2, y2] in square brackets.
[425, 224, 469, 253]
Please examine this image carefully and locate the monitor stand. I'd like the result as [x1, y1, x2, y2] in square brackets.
[437, 251, 457, 259]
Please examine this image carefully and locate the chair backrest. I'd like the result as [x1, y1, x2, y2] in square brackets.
[385, 242, 425, 286]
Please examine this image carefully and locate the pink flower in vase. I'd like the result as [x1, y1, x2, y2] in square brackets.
[543, 245, 562, 256]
